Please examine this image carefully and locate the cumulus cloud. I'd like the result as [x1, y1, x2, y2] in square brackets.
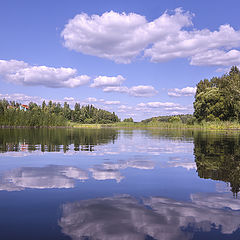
[168, 87, 196, 97]
[0, 59, 90, 88]
[139, 101, 179, 108]
[102, 84, 158, 97]
[0, 165, 88, 191]
[190, 49, 240, 66]
[61, 11, 150, 63]
[129, 85, 158, 97]
[0, 93, 44, 104]
[59, 193, 240, 240]
[165, 106, 189, 111]
[84, 97, 120, 106]
[103, 86, 129, 93]
[90, 74, 157, 98]
[85, 97, 98, 102]
[144, 24, 240, 66]
[133, 101, 193, 119]
[61, 9, 240, 66]
[90, 75, 125, 88]
[64, 97, 75, 101]
[104, 100, 121, 105]
[118, 105, 133, 113]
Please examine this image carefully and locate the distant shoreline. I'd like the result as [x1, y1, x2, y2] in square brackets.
[2, 121, 240, 131]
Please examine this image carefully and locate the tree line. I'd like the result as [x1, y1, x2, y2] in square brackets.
[141, 114, 194, 124]
[0, 99, 120, 127]
[194, 66, 240, 122]
[0, 128, 118, 152]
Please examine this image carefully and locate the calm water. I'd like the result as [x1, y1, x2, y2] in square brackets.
[0, 128, 240, 240]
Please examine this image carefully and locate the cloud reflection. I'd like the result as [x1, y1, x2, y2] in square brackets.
[59, 193, 240, 240]
[90, 159, 155, 183]
[160, 157, 197, 170]
[0, 159, 154, 190]
[0, 165, 88, 191]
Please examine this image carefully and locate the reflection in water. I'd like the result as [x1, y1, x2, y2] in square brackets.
[194, 132, 240, 196]
[0, 159, 155, 190]
[0, 165, 88, 191]
[90, 159, 155, 183]
[0, 128, 118, 153]
[59, 194, 240, 240]
[1, 129, 240, 239]
[160, 156, 196, 170]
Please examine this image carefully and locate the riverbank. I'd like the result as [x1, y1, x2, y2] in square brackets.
[2, 121, 240, 130]
[72, 121, 240, 130]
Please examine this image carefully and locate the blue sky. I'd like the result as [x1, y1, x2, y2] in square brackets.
[1, 0, 240, 121]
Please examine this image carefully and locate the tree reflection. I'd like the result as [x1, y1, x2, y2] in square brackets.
[194, 132, 240, 197]
[0, 128, 118, 153]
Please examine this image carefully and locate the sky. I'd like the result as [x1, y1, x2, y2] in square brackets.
[1, 0, 240, 121]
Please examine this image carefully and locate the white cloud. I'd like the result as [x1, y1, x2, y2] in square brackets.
[0, 59, 28, 74]
[103, 85, 158, 97]
[133, 101, 193, 119]
[61, 11, 150, 63]
[85, 97, 98, 102]
[129, 85, 158, 97]
[104, 100, 120, 105]
[145, 24, 240, 66]
[0, 59, 90, 88]
[139, 102, 179, 108]
[90, 75, 125, 88]
[118, 105, 132, 110]
[84, 97, 120, 106]
[165, 106, 189, 111]
[64, 97, 75, 101]
[137, 103, 146, 107]
[118, 105, 133, 113]
[61, 9, 240, 66]
[0, 93, 44, 104]
[190, 49, 240, 66]
[103, 86, 129, 93]
[168, 87, 196, 97]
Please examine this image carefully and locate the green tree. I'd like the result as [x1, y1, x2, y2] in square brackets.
[123, 117, 134, 122]
[194, 66, 240, 122]
[168, 116, 182, 123]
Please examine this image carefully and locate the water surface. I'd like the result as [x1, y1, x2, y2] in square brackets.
[0, 128, 239, 239]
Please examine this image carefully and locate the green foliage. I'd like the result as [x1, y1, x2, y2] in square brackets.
[194, 66, 240, 122]
[0, 128, 118, 153]
[194, 132, 240, 196]
[123, 117, 134, 122]
[142, 114, 193, 124]
[168, 116, 182, 123]
[0, 99, 120, 127]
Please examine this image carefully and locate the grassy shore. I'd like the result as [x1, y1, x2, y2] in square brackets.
[71, 121, 240, 130]
[2, 121, 240, 131]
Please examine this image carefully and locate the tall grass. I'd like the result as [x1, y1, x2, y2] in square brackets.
[70, 120, 240, 131]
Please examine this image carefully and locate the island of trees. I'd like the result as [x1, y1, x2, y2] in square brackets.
[0, 100, 120, 127]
